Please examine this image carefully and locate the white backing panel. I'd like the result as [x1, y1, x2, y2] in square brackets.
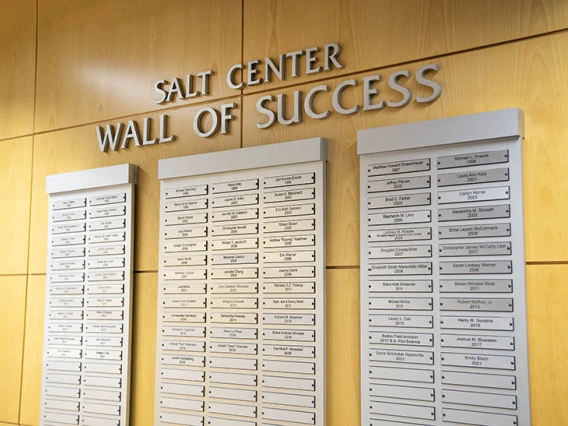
[155, 139, 327, 425]
[41, 164, 137, 426]
[358, 109, 530, 426]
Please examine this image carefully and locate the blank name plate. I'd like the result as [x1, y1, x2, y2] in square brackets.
[156, 140, 327, 425]
[359, 111, 530, 426]
[42, 165, 136, 426]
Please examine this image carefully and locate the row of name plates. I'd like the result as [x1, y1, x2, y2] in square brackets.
[359, 111, 530, 426]
[155, 147, 327, 425]
[41, 172, 135, 426]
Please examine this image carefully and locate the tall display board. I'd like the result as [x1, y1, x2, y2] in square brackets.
[153, 139, 327, 426]
[358, 109, 530, 426]
[41, 164, 137, 426]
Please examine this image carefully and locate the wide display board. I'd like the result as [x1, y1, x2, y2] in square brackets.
[154, 138, 327, 426]
[40, 164, 137, 426]
[358, 109, 530, 426]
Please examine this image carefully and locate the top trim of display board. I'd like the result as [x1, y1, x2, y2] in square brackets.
[46, 164, 138, 194]
[357, 108, 524, 155]
[158, 138, 328, 180]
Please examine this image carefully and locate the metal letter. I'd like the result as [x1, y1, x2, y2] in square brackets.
[363, 75, 385, 111]
[221, 103, 237, 135]
[324, 43, 343, 70]
[305, 46, 322, 75]
[165, 77, 184, 102]
[256, 95, 276, 129]
[265, 55, 286, 82]
[277, 91, 302, 125]
[96, 123, 124, 152]
[332, 79, 360, 115]
[193, 107, 220, 138]
[247, 59, 263, 85]
[286, 50, 304, 78]
[154, 79, 168, 104]
[121, 120, 141, 149]
[142, 117, 157, 145]
[416, 64, 442, 103]
[226, 63, 245, 89]
[304, 85, 331, 119]
[159, 114, 175, 143]
[386, 70, 412, 107]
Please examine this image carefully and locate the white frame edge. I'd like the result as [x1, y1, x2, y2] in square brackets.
[46, 164, 138, 194]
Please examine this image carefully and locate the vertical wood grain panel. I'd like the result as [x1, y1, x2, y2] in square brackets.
[242, 0, 568, 93]
[0, 137, 33, 275]
[0, 276, 27, 423]
[0, 0, 36, 139]
[29, 101, 241, 274]
[35, 0, 242, 132]
[19, 276, 45, 426]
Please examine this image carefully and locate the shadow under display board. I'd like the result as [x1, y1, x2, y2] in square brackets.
[40, 164, 138, 426]
[154, 139, 327, 426]
[358, 109, 530, 426]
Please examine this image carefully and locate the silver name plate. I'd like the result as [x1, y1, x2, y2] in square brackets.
[263, 250, 315, 263]
[52, 198, 86, 210]
[89, 218, 125, 231]
[211, 179, 259, 194]
[211, 238, 258, 251]
[369, 315, 433, 328]
[263, 234, 315, 248]
[440, 298, 514, 312]
[163, 269, 207, 280]
[88, 231, 125, 244]
[368, 175, 431, 193]
[210, 268, 258, 279]
[369, 332, 433, 346]
[164, 226, 208, 240]
[441, 316, 514, 331]
[209, 298, 258, 309]
[209, 313, 258, 324]
[369, 210, 431, 226]
[52, 210, 86, 222]
[369, 227, 431, 242]
[439, 242, 512, 257]
[263, 314, 315, 325]
[438, 186, 510, 204]
[439, 261, 512, 274]
[441, 352, 515, 370]
[264, 188, 315, 203]
[263, 344, 315, 358]
[263, 329, 315, 342]
[264, 266, 315, 278]
[51, 235, 85, 246]
[210, 253, 258, 265]
[165, 212, 208, 226]
[264, 172, 315, 188]
[210, 327, 258, 340]
[369, 349, 434, 365]
[437, 149, 509, 169]
[165, 198, 208, 212]
[52, 222, 86, 234]
[369, 366, 434, 383]
[440, 279, 513, 293]
[369, 298, 433, 311]
[212, 194, 259, 208]
[369, 280, 433, 293]
[89, 193, 126, 206]
[263, 298, 315, 310]
[264, 203, 315, 218]
[211, 208, 258, 222]
[369, 245, 432, 259]
[441, 334, 514, 351]
[162, 312, 205, 323]
[263, 282, 315, 294]
[89, 205, 126, 218]
[438, 204, 511, 222]
[438, 168, 509, 187]
[369, 193, 431, 210]
[368, 158, 430, 177]
[165, 184, 208, 199]
[369, 263, 432, 276]
[88, 245, 124, 256]
[442, 408, 517, 426]
[264, 219, 315, 233]
[211, 223, 258, 236]
[441, 371, 516, 390]
[209, 282, 258, 294]
[439, 223, 511, 239]
[210, 342, 257, 355]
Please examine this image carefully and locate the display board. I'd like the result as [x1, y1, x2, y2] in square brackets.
[40, 164, 137, 426]
[358, 109, 530, 426]
[154, 138, 327, 426]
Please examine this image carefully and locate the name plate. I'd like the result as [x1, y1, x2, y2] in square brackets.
[211, 238, 258, 251]
[441, 371, 517, 390]
[52, 222, 86, 234]
[369, 384, 434, 402]
[211, 208, 258, 222]
[369, 349, 434, 365]
[162, 326, 205, 337]
[83, 388, 121, 401]
[45, 398, 80, 411]
[162, 312, 206, 323]
[51, 248, 85, 259]
[50, 298, 84, 307]
[263, 203, 315, 219]
[369, 332, 433, 346]
[264, 266, 315, 278]
[440, 298, 514, 312]
[369, 298, 433, 311]
[89, 218, 125, 231]
[212, 179, 259, 193]
[210, 298, 258, 309]
[209, 283, 258, 294]
[45, 361, 81, 372]
[87, 271, 125, 281]
[369, 210, 431, 226]
[210, 268, 258, 279]
[442, 408, 517, 426]
[49, 323, 83, 333]
[50, 272, 85, 283]
[438, 204, 511, 222]
[159, 412, 203, 425]
[162, 283, 206, 294]
[87, 310, 124, 320]
[263, 329, 315, 342]
[209, 313, 258, 324]
[50, 310, 83, 320]
[368, 158, 430, 177]
[89, 231, 125, 244]
[86, 297, 124, 308]
[85, 336, 123, 347]
[263, 282, 315, 294]
[369, 401, 434, 421]
[161, 382, 204, 396]
[438, 186, 510, 204]
[163, 255, 207, 267]
[88, 257, 125, 269]
[440, 279, 513, 293]
[211, 253, 258, 265]
[437, 149, 509, 169]
[162, 354, 205, 367]
[369, 280, 432, 293]
[369, 227, 431, 242]
[210, 327, 258, 340]
[164, 240, 208, 253]
[263, 314, 315, 325]
[53, 198, 86, 210]
[47, 348, 82, 358]
[264, 219, 315, 233]
[163, 269, 207, 280]
[441, 334, 515, 350]
[439, 223, 511, 239]
[209, 372, 257, 386]
[262, 407, 315, 425]
[211, 223, 258, 236]
[89, 205, 126, 218]
[439, 261, 512, 275]
[212, 194, 259, 208]
[165, 212, 208, 225]
[369, 262, 432, 276]
[163, 297, 206, 308]
[441, 316, 514, 331]
[369, 176, 431, 193]
[264, 172, 315, 188]
[165, 198, 208, 212]
[49, 336, 82, 346]
[438, 168, 510, 187]
[161, 368, 204, 382]
[263, 376, 315, 392]
[369, 315, 433, 328]
[164, 226, 207, 239]
[369, 193, 431, 209]
[263, 345, 315, 358]
[52, 210, 86, 222]
[264, 250, 315, 263]
[263, 234, 315, 248]
[263, 390, 315, 407]
[264, 188, 315, 203]
[165, 184, 208, 199]
[210, 342, 257, 355]
[439, 242, 512, 257]
[263, 298, 315, 310]
[369, 366, 434, 384]
[86, 323, 123, 334]
[90, 193, 126, 206]
[43, 412, 80, 424]
[263, 360, 315, 375]
[88, 245, 124, 256]
[83, 375, 122, 387]
[441, 352, 515, 370]
[52, 235, 85, 246]
[83, 363, 122, 375]
[369, 245, 432, 259]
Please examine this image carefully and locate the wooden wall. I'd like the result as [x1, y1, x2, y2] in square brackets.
[1, 0, 567, 424]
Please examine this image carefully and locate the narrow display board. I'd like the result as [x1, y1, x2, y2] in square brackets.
[155, 138, 327, 426]
[358, 109, 530, 426]
[41, 164, 137, 426]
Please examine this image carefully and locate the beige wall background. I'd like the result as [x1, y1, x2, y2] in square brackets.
[1, 0, 568, 424]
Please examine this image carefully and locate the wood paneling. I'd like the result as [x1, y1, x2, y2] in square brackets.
[34, 0, 242, 132]
[326, 268, 360, 426]
[29, 100, 241, 274]
[0, 0, 36, 139]
[243, 0, 568, 94]
[19, 276, 45, 426]
[0, 276, 27, 424]
[527, 264, 568, 425]
[243, 30, 568, 264]
[0, 137, 33, 274]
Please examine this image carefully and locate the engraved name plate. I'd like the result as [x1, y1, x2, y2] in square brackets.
[165, 212, 208, 226]
[89, 218, 125, 231]
[437, 149, 509, 169]
[164, 240, 208, 253]
[438, 168, 509, 187]
[264, 219, 315, 233]
[369, 210, 431, 226]
[439, 242, 511, 257]
[163, 269, 207, 280]
[211, 208, 258, 222]
[211, 238, 258, 251]
[439, 223, 511, 239]
[369, 332, 433, 346]
[88, 257, 125, 269]
[263, 234, 315, 248]
[212, 179, 259, 193]
[369, 349, 434, 365]
[52, 222, 86, 234]
[51, 259, 85, 271]
[162, 326, 205, 337]
[441, 352, 516, 370]
[263, 345, 315, 358]
[369, 175, 431, 193]
[369, 245, 432, 259]
[263, 314, 315, 325]
[264, 172, 315, 188]
[163, 297, 206, 308]
[87, 271, 124, 281]
[209, 282, 258, 294]
[438, 204, 511, 222]
[211, 223, 258, 236]
[264, 188, 315, 203]
[264, 266, 315, 278]
[162, 355, 205, 367]
[165, 184, 208, 199]
[163, 255, 207, 267]
[164, 226, 207, 240]
[369, 227, 431, 242]
[53, 198, 86, 210]
[263, 282, 315, 294]
[51, 248, 85, 259]
[264, 250, 315, 263]
[369, 280, 433, 293]
[52, 235, 86, 246]
[210, 268, 258, 279]
[369, 193, 431, 209]
[441, 316, 514, 331]
[165, 198, 208, 212]
[440, 279, 513, 293]
[210, 342, 257, 355]
[210, 253, 258, 265]
[441, 334, 515, 350]
[263, 329, 315, 342]
[88, 245, 125, 256]
[368, 159, 430, 177]
[438, 186, 510, 204]
[89, 205, 126, 218]
[212, 194, 259, 208]
[210, 327, 258, 340]
[90, 193, 126, 206]
[162, 312, 206, 323]
[88, 231, 126, 244]
[264, 298, 315, 310]
[264, 203, 315, 218]
[209, 313, 258, 324]
[52, 209, 86, 222]
[369, 298, 433, 311]
[369, 263, 432, 276]
[369, 315, 433, 329]
[439, 261, 512, 275]
[440, 298, 514, 312]
[209, 298, 258, 309]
